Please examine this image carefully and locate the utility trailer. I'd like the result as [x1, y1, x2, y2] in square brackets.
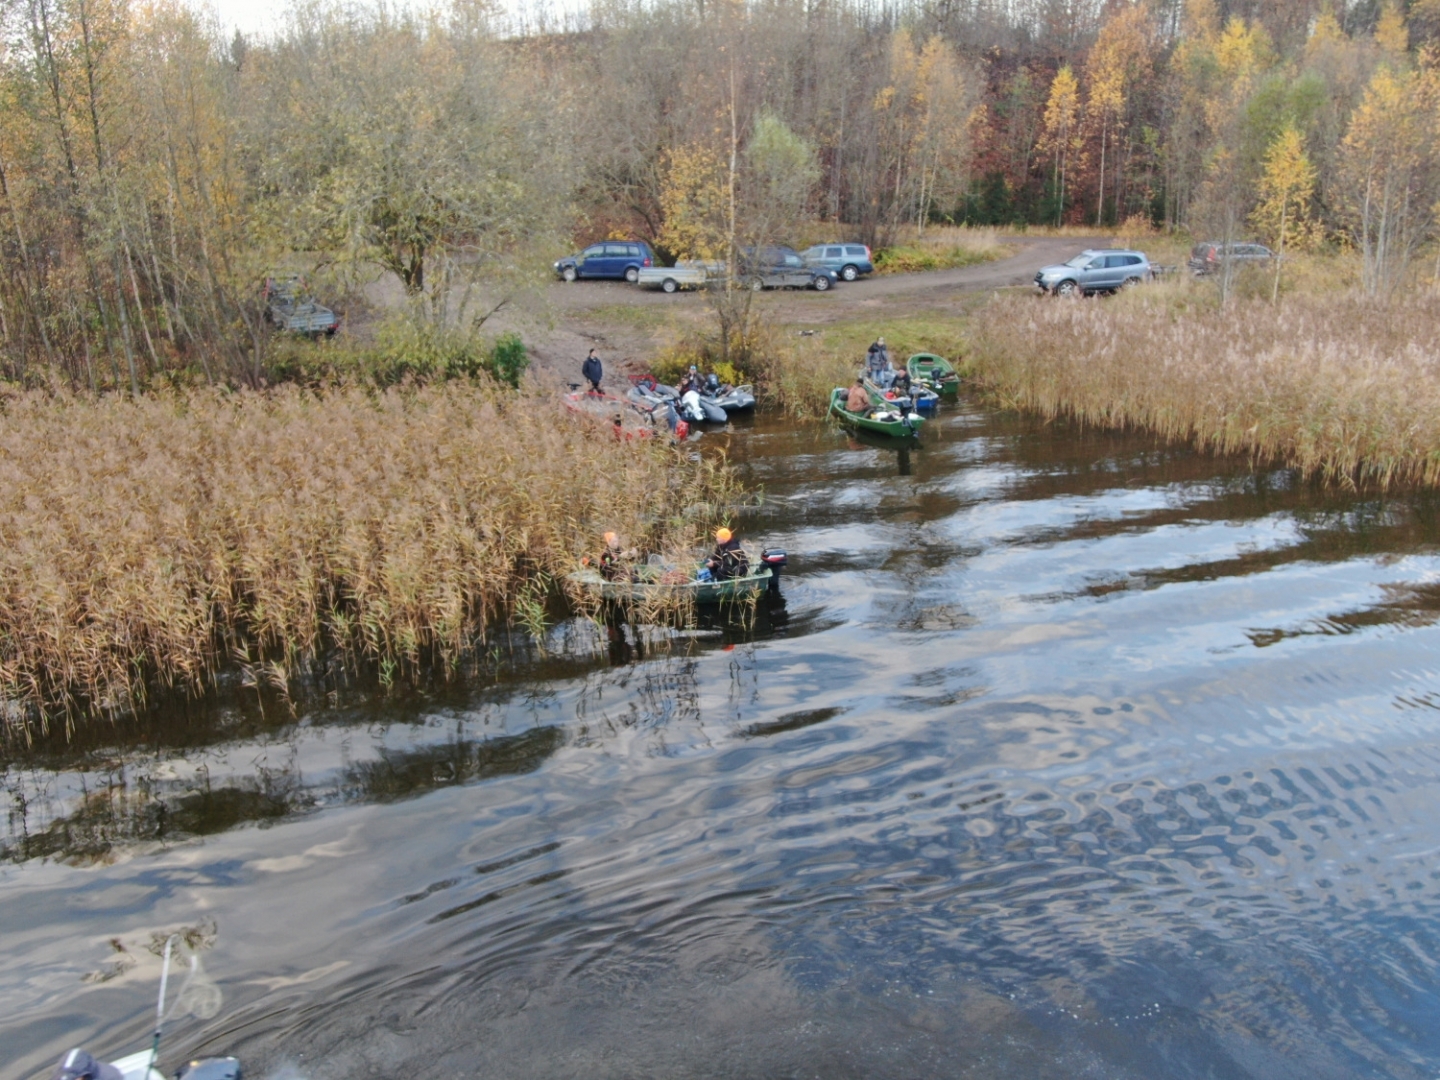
[636, 260, 724, 293]
[263, 274, 339, 335]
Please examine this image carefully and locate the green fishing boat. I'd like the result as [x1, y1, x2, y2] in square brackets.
[828, 387, 925, 438]
[567, 565, 772, 605]
[907, 353, 961, 398]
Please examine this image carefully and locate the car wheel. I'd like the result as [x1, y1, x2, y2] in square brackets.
[748, 278, 765, 292]
[1122, 276, 1142, 289]
[812, 274, 831, 291]
[561, 266, 577, 282]
[625, 267, 640, 284]
[841, 264, 858, 281]
[1055, 279, 1078, 297]
[662, 278, 678, 294]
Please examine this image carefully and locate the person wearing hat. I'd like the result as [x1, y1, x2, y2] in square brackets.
[582, 348, 603, 392]
[865, 337, 895, 388]
[677, 364, 702, 397]
[598, 530, 638, 581]
[704, 526, 748, 581]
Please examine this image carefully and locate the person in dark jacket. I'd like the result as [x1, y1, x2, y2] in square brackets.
[581, 349, 603, 391]
[704, 527, 748, 581]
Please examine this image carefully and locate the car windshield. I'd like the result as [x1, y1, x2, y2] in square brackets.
[1064, 254, 1093, 268]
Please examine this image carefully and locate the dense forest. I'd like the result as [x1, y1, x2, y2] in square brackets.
[0, 0, 1430, 387]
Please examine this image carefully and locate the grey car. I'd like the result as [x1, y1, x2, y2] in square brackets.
[801, 243, 874, 281]
[1034, 249, 1150, 296]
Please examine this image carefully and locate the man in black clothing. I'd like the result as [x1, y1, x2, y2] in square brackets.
[705, 527, 748, 581]
[582, 349, 603, 391]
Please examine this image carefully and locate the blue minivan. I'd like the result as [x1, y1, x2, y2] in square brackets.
[554, 241, 656, 283]
[801, 243, 874, 281]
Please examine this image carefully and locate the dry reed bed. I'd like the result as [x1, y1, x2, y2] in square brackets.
[970, 289, 1440, 487]
[0, 384, 734, 734]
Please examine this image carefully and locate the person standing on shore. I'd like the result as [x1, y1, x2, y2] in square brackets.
[582, 348, 603, 392]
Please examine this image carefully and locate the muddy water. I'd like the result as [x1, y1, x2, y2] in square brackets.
[8, 401, 1440, 1079]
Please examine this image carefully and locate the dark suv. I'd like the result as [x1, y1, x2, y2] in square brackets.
[738, 245, 837, 291]
[554, 241, 656, 283]
[1188, 242, 1273, 275]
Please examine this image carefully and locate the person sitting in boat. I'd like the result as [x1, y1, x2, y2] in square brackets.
[677, 365, 703, 396]
[598, 531, 638, 582]
[704, 526, 748, 581]
[846, 377, 871, 415]
[582, 348, 603, 392]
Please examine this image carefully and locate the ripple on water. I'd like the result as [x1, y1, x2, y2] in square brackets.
[8, 407, 1440, 1079]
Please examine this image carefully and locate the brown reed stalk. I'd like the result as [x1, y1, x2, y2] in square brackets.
[0, 382, 737, 737]
[969, 287, 1440, 489]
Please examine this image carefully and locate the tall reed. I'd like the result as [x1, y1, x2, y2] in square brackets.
[0, 383, 736, 736]
[969, 288, 1440, 488]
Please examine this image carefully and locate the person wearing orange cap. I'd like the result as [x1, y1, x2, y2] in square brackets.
[704, 525, 748, 581]
[598, 530, 638, 581]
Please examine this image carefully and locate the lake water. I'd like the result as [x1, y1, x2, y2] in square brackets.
[7, 400, 1440, 1079]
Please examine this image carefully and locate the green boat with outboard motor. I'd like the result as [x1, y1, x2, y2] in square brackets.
[828, 387, 925, 438]
[567, 546, 787, 606]
[906, 353, 961, 398]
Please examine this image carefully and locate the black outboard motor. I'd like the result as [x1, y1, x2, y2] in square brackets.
[706, 372, 720, 394]
[175, 1059, 242, 1080]
[761, 548, 787, 592]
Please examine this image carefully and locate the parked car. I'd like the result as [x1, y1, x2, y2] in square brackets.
[738, 245, 838, 291]
[554, 240, 656, 283]
[1034, 249, 1151, 296]
[1188, 241, 1274, 275]
[263, 275, 338, 336]
[636, 260, 724, 292]
[801, 242, 874, 281]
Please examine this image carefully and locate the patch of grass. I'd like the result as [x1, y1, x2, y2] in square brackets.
[266, 319, 529, 388]
[0, 383, 738, 735]
[971, 286, 1440, 488]
[576, 304, 681, 332]
[873, 226, 1011, 275]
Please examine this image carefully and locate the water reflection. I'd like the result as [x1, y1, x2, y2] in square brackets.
[11, 399, 1440, 1079]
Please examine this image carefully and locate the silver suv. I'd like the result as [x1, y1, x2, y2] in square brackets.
[1034, 249, 1150, 296]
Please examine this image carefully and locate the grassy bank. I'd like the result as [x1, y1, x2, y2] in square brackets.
[969, 285, 1440, 487]
[0, 383, 735, 735]
[873, 226, 1010, 274]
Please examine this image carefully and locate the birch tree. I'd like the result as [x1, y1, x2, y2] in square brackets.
[1250, 126, 1318, 301]
[1039, 65, 1080, 226]
[1337, 64, 1438, 296]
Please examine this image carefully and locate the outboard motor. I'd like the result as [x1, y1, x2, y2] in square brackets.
[706, 373, 720, 394]
[175, 1060, 242, 1080]
[760, 549, 788, 592]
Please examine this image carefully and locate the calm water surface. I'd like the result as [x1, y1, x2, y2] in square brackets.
[8, 401, 1440, 1078]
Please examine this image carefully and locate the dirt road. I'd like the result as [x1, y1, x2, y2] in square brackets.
[513, 235, 1111, 384]
[546, 235, 1101, 314]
